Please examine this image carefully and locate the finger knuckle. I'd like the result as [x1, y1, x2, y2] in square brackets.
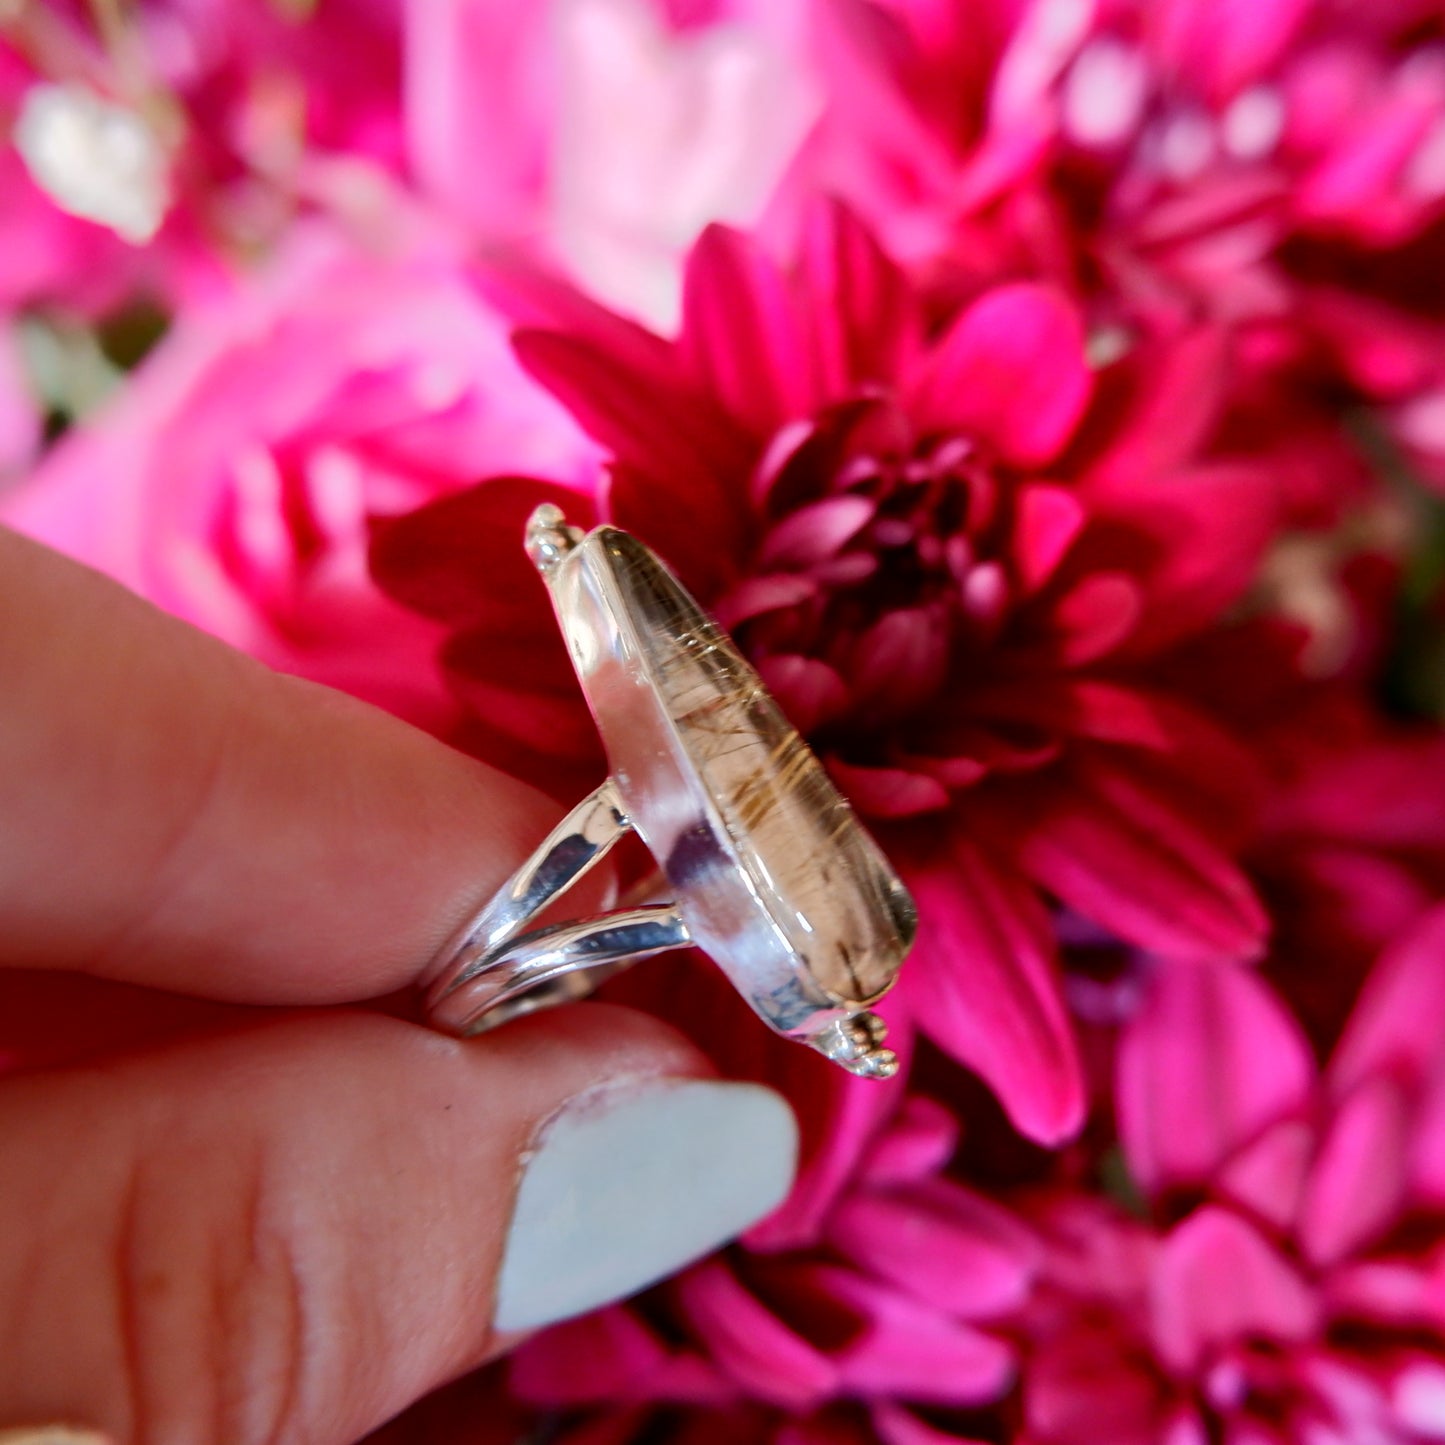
[111, 1134, 318, 1445]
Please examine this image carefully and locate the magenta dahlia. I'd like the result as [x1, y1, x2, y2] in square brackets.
[372, 202, 1276, 1145]
[1015, 904, 1445, 1445]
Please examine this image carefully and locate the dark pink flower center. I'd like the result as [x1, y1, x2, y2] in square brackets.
[717, 398, 1017, 740]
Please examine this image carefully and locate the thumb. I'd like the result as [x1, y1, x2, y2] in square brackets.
[0, 1005, 797, 1445]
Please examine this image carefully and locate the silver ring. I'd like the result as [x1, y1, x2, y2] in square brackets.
[422, 505, 917, 1079]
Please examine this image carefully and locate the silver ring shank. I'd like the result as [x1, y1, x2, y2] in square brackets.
[424, 778, 687, 1035]
[429, 905, 691, 1035]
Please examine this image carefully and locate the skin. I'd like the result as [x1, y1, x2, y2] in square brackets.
[0, 526, 712, 1445]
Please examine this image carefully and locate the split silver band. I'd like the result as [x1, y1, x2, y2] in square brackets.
[424, 780, 686, 1034]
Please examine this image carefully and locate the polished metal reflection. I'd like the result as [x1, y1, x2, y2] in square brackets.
[424, 505, 917, 1077]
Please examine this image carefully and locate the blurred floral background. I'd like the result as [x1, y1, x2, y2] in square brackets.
[5, 0, 1445, 1441]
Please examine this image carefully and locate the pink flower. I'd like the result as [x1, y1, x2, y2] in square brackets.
[2, 224, 595, 727]
[1155, 612, 1445, 1048]
[507, 1092, 1035, 1435]
[404, 0, 820, 327]
[1018, 904, 1445, 1444]
[811, 0, 1445, 296]
[373, 203, 1276, 1143]
[0, 0, 403, 298]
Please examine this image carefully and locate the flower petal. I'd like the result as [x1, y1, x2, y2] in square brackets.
[755, 654, 850, 735]
[1332, 905, 1445, 1093]
[827, 1178, 1040, 1319]
[606, 460, 749, 601]
[1082, 326, 1231, 489]
[713, 574, 819, 629]
[1219, 1121, 1314, 1232]
[1149, 0, 1312, 99]
[758, 495, 877, 569]
[369, 475, 593, 625]
[1118, 960, 1315, 1197]
[675, 1259, 843, 1411]
[513, 327, 752, 490]
[859, 1094, 960, 1189]
[846, 606, 953, 722]
[1013, 483, 1086, 594]
[681, 223, 819, 437]
[511, 1306, 690, 1404]
[1150, 1208, 1321, 1375]
[1040, 572, 1144, 665]
[873, 1404, 993, 1445]
[999, 754, 1269, 963]
[802, 199, 921, 393]
[1087, 465, 1281, 660]
[1411, 1072, 1445, 1209]
[825, 759, 951, 818]
[907, 284, 1091, 467]
[967, 679, 1180, 752]
[901, 830, 1085, 1143]
[823, 1266, 1016, 1405]
[1300, 1076, 1412, 1267]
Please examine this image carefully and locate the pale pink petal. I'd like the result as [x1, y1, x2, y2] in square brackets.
[1332, 905, 1445, 1093]
[1219, 1120, 1315, 1232]
[900, 830, 1085, 1143]
[1119, 959, 1314, 1197]
[906, 284, 1092, 467]
[1151, 1208, 1322, 1375]
[1300, 1076, 1412, 1267]
[823, 1267, 1015, 1405]
[1393, 1360, 1445, 1440]
[827, 1178, 1040, 1320]
[758, 494, 876, 569]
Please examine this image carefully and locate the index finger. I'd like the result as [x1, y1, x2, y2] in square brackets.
[0, 524, 586, 1004]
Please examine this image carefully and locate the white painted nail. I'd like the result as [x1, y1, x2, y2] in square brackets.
[494, 1078, 798, 1332]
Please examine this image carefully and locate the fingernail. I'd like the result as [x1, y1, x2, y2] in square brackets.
[0, 1431, 110, 1445]
[494, 1078, 798, 1332]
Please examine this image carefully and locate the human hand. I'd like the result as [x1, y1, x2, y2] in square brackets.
[0, 527, 797, 1445]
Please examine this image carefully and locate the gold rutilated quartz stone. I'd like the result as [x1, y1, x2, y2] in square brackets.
[527, 505, 916, 1077]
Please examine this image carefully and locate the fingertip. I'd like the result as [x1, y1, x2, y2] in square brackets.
[0, 1002, 798, 1443]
